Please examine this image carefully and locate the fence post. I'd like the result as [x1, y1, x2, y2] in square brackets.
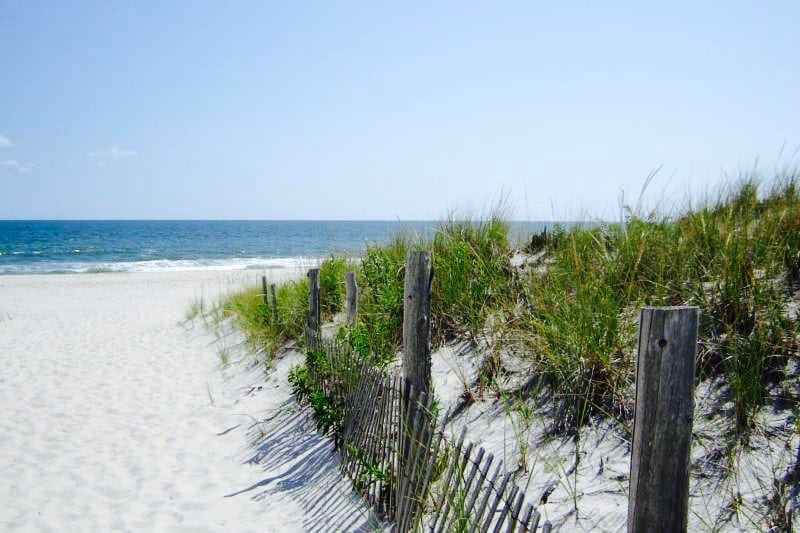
[306, 268, 321, 348]
[397, 251, 433, 529]
[261, 276, 269, 307]
[270, 283, 278, 324]
[402, 251, 433, 396]
[628, 306, 698, 532]
[345, 271, 358, 325]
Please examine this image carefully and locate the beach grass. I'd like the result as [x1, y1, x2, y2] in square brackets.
[213, 172, 800, 442]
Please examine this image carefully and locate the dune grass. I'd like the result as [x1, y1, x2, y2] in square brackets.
[348, 235, 413, 365]
[213, 173, 800, 441]
[319, 254, 351, 319]
[517, 175, 800, 435]
[431, 213, 513, 342]
[215, 275, 309, 355]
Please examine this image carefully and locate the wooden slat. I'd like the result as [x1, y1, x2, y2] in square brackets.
[480, 472, 512, 533]
[523, 506, 538, 533]
[416, 426, 445, 526]
[370, 374, 391, 510]
[453, 447, 486, 529]
[505, 489, 526, 533]
[362, 372, 390, 502]
[291, 334, 543, 533]
[492, 485, 518, 533]
[431, 427, 467, 532]
[396, 380, 415, 523]
[387, 375, 401, 520]
[340, 364, 370, 473]
[463, 452, 494, 529]
[473, 461, 503, 529]
[347, 368, 381, 483]
[437, 441, 475, 532]
[403, 391, 434, 531]
[398, 390, 429, 531]
[352, 369, 383, 486]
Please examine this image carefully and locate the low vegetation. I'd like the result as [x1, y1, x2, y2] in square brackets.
[212, 174, 799, 444]
[197, 172, 800, 529]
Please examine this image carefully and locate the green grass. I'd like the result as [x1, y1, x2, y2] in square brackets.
[216, 275, 309, 356]
[517, 175, 800, 436]
[211, 172, 800, 440]
[320, 254, 350, 319]
[431, 212, 513, 342]
[210, 255, 351, 357]
[351, 235, 413, 365]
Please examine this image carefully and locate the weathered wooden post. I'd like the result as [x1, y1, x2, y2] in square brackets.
[345, 271, 358, 325]
[261, 276, 269, 306]
[628, 306, 699, 532]
[270, 283, 278, 324]
[402, 251, 433, 396]
[397, 251, 433, 527]
[306, 268, 321, 348]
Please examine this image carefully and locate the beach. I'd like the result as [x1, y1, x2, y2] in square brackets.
[0, 270, 374, 531]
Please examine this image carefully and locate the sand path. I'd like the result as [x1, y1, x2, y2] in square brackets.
[0, 271, 373, 532]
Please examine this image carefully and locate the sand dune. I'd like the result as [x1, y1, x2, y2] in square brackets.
[0, 271, 374, 532]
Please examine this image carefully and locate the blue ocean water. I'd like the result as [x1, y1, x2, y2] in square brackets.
[0, 220, 424, 274]
[0, 220, 551, 275]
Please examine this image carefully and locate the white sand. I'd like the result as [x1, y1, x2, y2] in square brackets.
[430, 340, 800, 531]
[0, 270, 375, 532]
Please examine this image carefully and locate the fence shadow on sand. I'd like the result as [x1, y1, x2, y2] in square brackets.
[224, 399, 379, 532]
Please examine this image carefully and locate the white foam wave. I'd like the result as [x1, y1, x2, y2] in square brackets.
[0, 256, 319, 275]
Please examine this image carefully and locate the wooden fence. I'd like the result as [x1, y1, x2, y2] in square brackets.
[292, 258, 699, 532]
[305, 337, 550, 532]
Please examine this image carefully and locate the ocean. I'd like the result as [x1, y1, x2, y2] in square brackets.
[0, 220, 552, 275]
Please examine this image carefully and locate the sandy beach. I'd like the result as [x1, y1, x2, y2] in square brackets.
[0, 270, 374, 532]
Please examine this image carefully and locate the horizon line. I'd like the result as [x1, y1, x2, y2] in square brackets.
[0, 218, 582, 223]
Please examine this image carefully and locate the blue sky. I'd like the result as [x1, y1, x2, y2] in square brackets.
[1, 1, 798, 220]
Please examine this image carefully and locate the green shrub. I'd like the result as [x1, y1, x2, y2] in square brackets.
[319, 255, 349, 319]
[288, 347, 344, 435]
[355, 236, 410, 365]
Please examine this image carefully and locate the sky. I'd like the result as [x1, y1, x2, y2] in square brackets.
[1, 1, 798, 220]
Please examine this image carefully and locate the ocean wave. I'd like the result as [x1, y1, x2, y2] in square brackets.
[0, 256, 319, 275]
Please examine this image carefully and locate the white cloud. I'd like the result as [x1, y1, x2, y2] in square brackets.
[0, 159, 33, 173]
[0, 134, 12, 148]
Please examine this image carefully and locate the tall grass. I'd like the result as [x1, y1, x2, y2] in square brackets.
[431, 213, 512, 341]
[351, 236, 411, 365]
[214, 174, 799, 439]
[519, 176, 800, 435]
[320, 254, 350, 319]
[216, 274, 309, 355]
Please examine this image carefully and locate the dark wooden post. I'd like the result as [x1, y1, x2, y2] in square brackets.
[402, 251, 433, 396]
[628, 306, 699, 532]
[261, 276, 269, 306]
[345, 271, 358, 325]
[306, 268, 321, 348]
[270, 283, 278, 324]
